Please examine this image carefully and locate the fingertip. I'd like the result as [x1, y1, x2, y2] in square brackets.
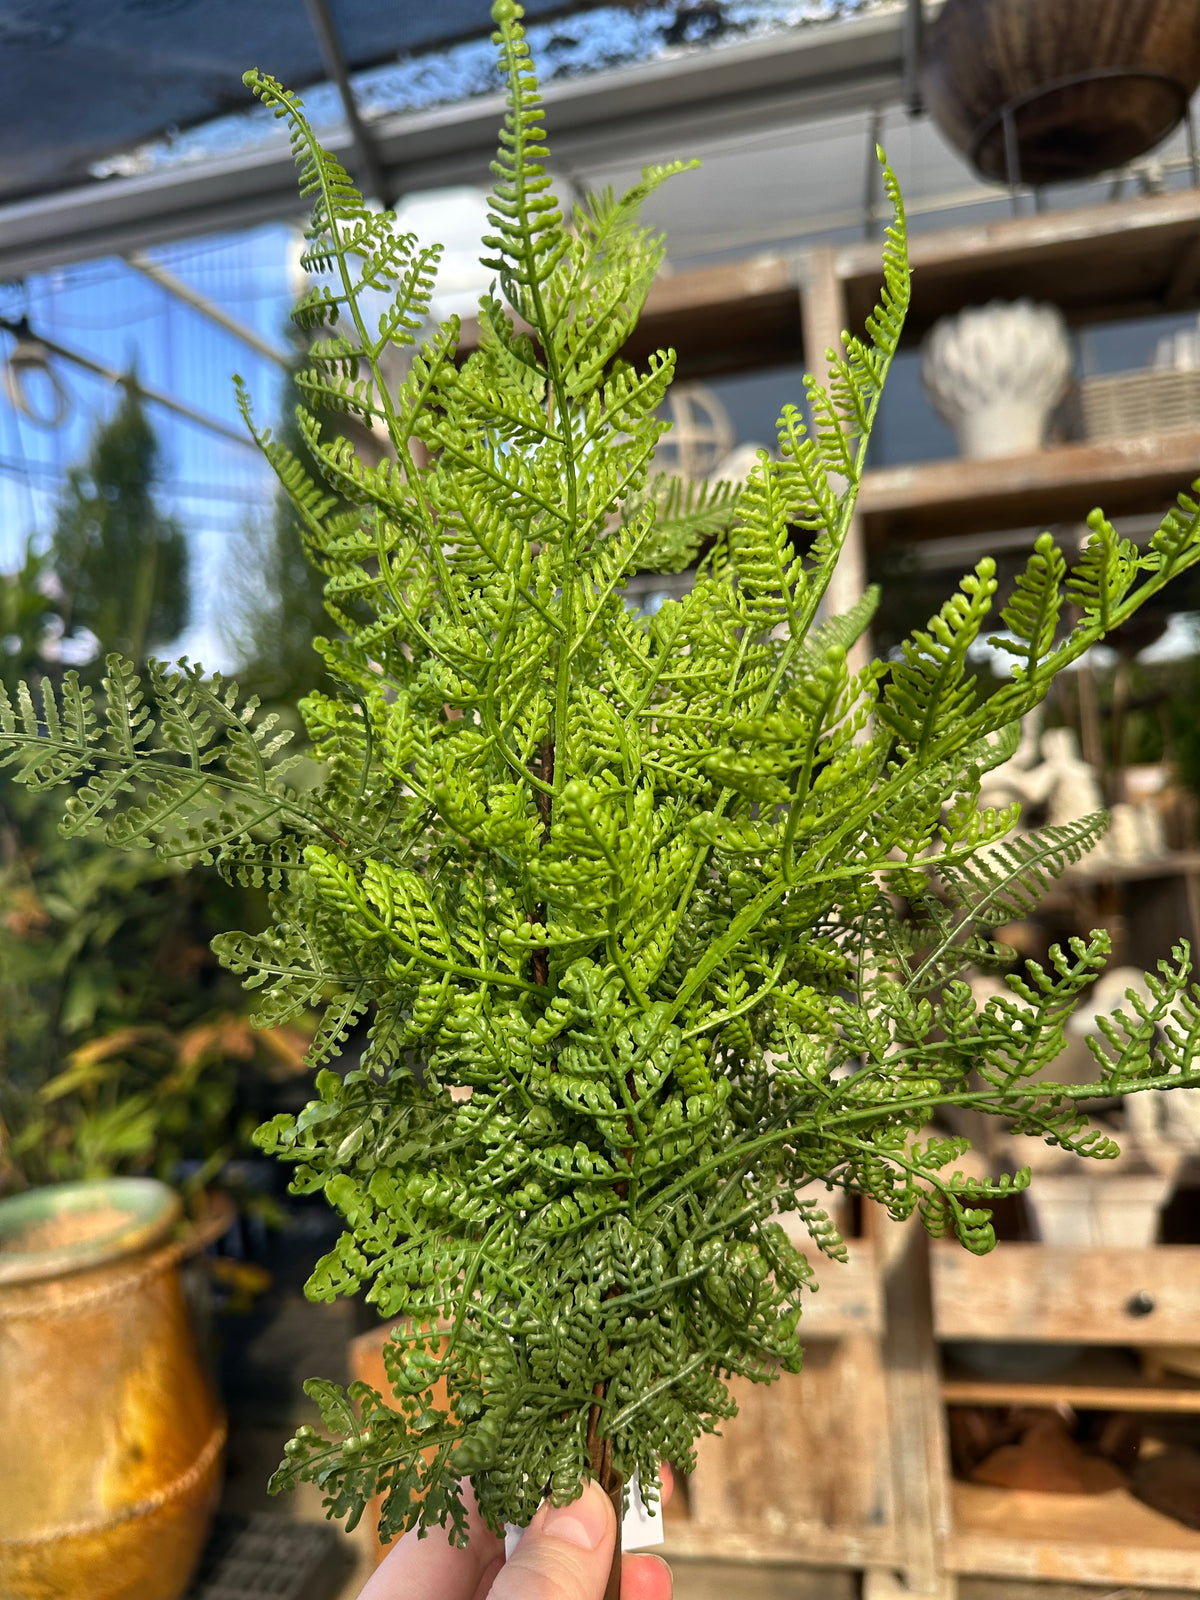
[493, 1481, 617, 1597]
[469, 1553, 506, 1600]
[622, 1552, 673, 1600]
[540, 1477, 615, 1550]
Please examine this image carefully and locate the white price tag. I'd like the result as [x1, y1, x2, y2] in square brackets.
[504, 1469, 663, 1559]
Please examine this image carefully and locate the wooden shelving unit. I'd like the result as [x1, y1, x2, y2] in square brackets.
[461, 174, 1200, 1599]
[638, 186, 1200, 1598]
[665, 1228, 1200, 1595]
[459, 185, 1200, 381]
[931, 1242, 1200, 1345]
[947, 1481, 1200, 1589]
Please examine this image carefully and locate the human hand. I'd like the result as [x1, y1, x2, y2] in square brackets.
[355, 1474, 673, 1600]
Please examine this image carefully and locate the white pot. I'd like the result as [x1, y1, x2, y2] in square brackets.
[921, 300, 1073, 460]
[1025, 1171, 1175, 1249]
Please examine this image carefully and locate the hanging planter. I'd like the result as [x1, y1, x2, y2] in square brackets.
[919, 0, 1200, 186]
[0, 1179, 226, 1600]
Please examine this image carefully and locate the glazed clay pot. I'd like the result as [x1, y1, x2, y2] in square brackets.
[0, 1178, 225, 1600]
[920, 0, 1200, 184]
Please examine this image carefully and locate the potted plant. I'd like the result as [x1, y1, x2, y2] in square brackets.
[0, 1177, 227, 1600]
[0, 392, 305, 1199]
[5, 5, 1200, 1596]
[0, 392, 305, 1600]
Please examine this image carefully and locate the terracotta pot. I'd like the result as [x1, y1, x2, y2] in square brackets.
[0, 1178, 225, 1600]
[920, 0, 1200, 184]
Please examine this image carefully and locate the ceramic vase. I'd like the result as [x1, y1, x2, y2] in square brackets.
[0, 1178, 224, 1600]
[921, 300, 1072, 459]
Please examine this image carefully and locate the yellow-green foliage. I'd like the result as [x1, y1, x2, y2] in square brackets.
[5, 0, 1200, 1548]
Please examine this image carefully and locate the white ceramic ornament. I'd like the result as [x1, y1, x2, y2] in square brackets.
[921, 299, 1073, 459]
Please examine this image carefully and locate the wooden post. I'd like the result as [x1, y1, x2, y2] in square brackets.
[798, 246, 870, 679]
[864, 1217, 956, 1600]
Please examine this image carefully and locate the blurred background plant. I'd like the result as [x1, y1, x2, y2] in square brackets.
[220, 333, 346, 724]
[0, 382, 319, 1196]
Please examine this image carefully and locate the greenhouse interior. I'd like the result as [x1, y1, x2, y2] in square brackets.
[8, 3, 1200, 1599]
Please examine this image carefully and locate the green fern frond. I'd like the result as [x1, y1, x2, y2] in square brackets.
[4, 7, 1200, 1563]
[481, 2, 570, 326]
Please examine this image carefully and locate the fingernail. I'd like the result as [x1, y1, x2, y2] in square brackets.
[542, 1481, 610, 1551]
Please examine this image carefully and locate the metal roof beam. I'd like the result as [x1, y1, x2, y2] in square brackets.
[0, 316, 258, 449]
[0, 8, 913, 281]
[121, 251, 292, 367]
[302, 0, 388, 204]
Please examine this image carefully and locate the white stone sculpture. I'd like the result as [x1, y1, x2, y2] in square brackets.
[1034, 727, 1165, 864]
[978, 708, 1045, 814]
[921, 299, 1073, 459]
[978, 720, 1165, 867]
[1038, 726, 1107, 832]
[1002, 1121, 1180, 1250]
[1119, 962, 1200, 1148]
[1107, 798, 1167, 865]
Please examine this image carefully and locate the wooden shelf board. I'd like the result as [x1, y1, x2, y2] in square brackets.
[458, 189, 1200, 400]
[461, 190, 1200, 383]
[943, 1349, 1200, 1414]
[947, 1481, 1200, 1586]
[458, 254, 803, 382]
[1064, 849, 1200, 886]
[932, 1243, 1200, 1346]
[839, 187, 1200, 348]
[858, 431, 1200, 547]
[784, 1236, 883, 1337]
[662, 1520, 895, 1568]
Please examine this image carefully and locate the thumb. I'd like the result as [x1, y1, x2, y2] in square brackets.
[490, 1478, 616, 1600]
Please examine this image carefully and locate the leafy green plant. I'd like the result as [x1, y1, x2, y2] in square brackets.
[0, 401, 303, 1194]
[50, 383, 189, 667]
[221, 328, 341, 719]
[4, 3, 1200, 1589]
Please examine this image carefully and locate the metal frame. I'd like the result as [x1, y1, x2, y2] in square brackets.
[0, 315, 258, 450]
[302, 0, 388, 205]
[0, 8, 910, 281]
[121, 251, 291, 367]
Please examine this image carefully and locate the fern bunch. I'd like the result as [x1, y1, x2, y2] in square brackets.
[5, 0, 1200, 1550]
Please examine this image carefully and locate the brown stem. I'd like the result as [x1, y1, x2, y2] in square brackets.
[586, 1379, 624, 1599]
[530, 928, 549, 990]
[537, 726, 619, 1591]
[531, 737, 554, 988]
[536, 737, 554, 829]
[602, 1467, 623, 1600]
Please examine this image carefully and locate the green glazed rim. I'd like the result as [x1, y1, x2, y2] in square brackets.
[0, 1177, 181, 1287]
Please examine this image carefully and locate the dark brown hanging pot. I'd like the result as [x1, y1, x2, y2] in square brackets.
[919, 0, 1200, 185]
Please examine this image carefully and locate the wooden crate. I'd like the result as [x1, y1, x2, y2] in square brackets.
[931, 1242, 1200, 1345]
